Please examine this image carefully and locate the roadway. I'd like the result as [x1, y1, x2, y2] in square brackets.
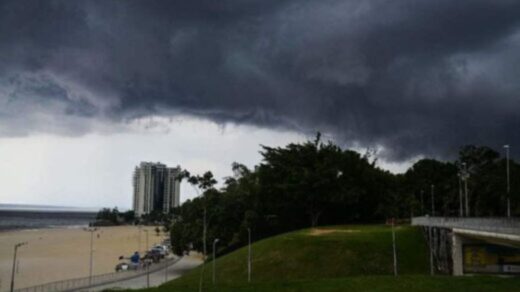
[89, 254, 202, 291]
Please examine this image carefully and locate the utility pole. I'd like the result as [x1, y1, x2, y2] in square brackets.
[138, 225, 142, 253]
[429, 227, 434, 276]
[420, 190, 424, 215]
[165, 254, 168, 283]
[164, 230, 169, 284]
[212, 239, 219, 284]
[203, 207, 207, 262]
[463, 162, 469, 217]
[458, 173, 463, 217]
[247, 228, 252, 283]
[84, 227, 97, 286]
[504, 145, 511, 218]
[391, 219, 398, 276]
[10, 242, 27, 292]
[431, 184, 435, 216]
[144, 229, 150, 288]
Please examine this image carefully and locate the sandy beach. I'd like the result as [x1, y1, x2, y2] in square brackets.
[0, 226, 166, 291]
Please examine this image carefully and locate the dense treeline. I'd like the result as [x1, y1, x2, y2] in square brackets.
[93, 207, 135, 226]
[93, 207, 173, 226]
[169, 135, 519, 256]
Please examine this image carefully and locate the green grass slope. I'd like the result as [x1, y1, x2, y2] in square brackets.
[131, 225, 520, 291]
[159, 225, 430, 290]
[160, 276, 520, 292]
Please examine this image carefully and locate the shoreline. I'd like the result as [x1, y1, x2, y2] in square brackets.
[0, 225, 167, 291]
[0, 223, 151, 233]
[0, 209, 97, 233]
[0, 224, 91, 233]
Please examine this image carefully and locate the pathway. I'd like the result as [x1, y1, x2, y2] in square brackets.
[89, 255, 202, 291]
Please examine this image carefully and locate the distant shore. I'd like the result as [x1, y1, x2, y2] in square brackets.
[0, 225, 166, 291]
[0, 203, 101, 212]
[0, 208, 97, 232]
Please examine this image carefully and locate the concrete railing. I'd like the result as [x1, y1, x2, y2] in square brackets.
[412, 216, 520, 235]
[14, 256, 182, 292]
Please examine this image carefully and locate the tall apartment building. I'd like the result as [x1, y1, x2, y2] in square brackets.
[133, 162, 181, 216]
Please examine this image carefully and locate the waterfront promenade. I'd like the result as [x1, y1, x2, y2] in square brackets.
[91, 255, 202, 291]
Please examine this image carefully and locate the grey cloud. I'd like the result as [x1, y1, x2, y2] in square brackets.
[1, 0, 520, 160]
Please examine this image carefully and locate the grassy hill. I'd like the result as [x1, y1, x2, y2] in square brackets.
[161, 276, 520, 292]
[139, 225, 520, 291]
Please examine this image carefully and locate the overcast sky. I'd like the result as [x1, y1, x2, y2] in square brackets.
[1, 1, 520, 208]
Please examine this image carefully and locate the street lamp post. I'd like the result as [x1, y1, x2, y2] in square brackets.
[138, 225, 142, 253]
[462, 162, 469, 217]
[203, 208, 207, 261]
[504, 145, 511, 218]
[212, 239, 219, 284]
[429, 227, 434, 276]
[247, 228, 252, 283]
[84, 227, 97, 286]
[458, 172, 463, 217]
[143, 229, 150, 288]
[10, 242, 27, 292]
[391, 219, 398, 276]
[165, 251, 168, 283]
[431, 184, 435, 216]
[420, 190, 424, 215]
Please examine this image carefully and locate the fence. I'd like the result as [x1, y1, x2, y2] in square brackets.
[14, 256, 182, 292]
[412, 216, 520, 235]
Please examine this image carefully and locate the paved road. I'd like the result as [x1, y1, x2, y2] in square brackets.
[90, 255, 202, 291]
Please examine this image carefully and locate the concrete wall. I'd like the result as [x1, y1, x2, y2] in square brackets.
[452, 233, 463, 276]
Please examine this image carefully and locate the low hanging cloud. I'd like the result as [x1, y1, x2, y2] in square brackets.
[1, 0, 520, 160]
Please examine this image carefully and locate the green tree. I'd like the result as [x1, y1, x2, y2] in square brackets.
[404, 159, 458, 216]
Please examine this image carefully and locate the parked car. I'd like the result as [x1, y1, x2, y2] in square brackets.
[144, 249, 163, 263]
[152, 244, 169, 257]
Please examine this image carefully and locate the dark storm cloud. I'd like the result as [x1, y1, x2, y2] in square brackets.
[1, 0, 520, 160]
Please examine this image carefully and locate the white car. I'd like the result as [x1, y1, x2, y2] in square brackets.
[151, 244, 169, 257]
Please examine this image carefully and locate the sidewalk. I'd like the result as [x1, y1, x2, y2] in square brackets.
[89, 255, 203, 291]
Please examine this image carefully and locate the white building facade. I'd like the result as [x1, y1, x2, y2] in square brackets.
[133, 162, 181, 217]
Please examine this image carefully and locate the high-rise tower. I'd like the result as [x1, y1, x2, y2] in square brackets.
[133, 162, 181, 216]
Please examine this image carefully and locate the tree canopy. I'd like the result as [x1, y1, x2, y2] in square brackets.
[169, 134, 519, 256]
